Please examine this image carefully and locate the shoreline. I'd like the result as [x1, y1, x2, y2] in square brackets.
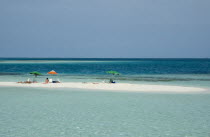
[0, 82, 208, 93]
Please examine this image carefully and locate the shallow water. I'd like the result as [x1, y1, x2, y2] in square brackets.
[0, 87, 210, 137]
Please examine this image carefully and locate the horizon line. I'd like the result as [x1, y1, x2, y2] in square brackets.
[0, 57, 209, 59]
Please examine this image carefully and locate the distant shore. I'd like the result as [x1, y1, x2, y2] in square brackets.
[0, 82, 208, 93]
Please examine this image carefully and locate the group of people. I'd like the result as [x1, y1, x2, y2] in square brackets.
[18, 78, 115, 84]
[17, 78, 37, 84]
[17, 78, 60, 84]
[43, 78, 60, 84]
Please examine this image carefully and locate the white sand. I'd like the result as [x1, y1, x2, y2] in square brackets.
[0, 82, 208, 93]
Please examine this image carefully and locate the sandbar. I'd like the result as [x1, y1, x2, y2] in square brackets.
[0, 82, 208, 93]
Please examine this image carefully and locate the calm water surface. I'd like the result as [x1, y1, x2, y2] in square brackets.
[0, 87, 210, 137]
[0, 58, 210, 137]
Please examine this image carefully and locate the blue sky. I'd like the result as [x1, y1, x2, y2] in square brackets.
[0, 0, 210, 58]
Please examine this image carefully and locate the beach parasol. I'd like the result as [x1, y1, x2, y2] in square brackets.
[30, 71, 42, 77]
[48, 70, 58, 75]
[106, 71, 120, 75]
[106, 70, 120, 83]
[48, 70, 59, 82]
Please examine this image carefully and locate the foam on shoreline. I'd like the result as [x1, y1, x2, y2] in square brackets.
[0, 82, 208, 93]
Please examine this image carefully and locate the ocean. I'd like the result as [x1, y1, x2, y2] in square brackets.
[0, 58, 210, 137]
[0, 58, 210, 87]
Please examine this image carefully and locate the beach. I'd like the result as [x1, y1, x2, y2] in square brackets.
[0, 58, 210, 137]
[0, 82, 208, 93]
[1, 0, 210, 135]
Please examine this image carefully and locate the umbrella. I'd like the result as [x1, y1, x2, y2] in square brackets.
[106, 71, 120, 83]
[106, 71, 120, 75]
[30, 71, 42, 77]
[48, 70, 58, 75]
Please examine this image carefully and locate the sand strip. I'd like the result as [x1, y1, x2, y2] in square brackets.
[0, 82, 208, 93]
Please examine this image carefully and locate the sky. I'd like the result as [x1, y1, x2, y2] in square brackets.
[0, 0, 210, 58]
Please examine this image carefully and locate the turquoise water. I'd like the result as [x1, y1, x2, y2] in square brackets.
[0, 87, 210, 137]
[0, 58, 210, 137]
